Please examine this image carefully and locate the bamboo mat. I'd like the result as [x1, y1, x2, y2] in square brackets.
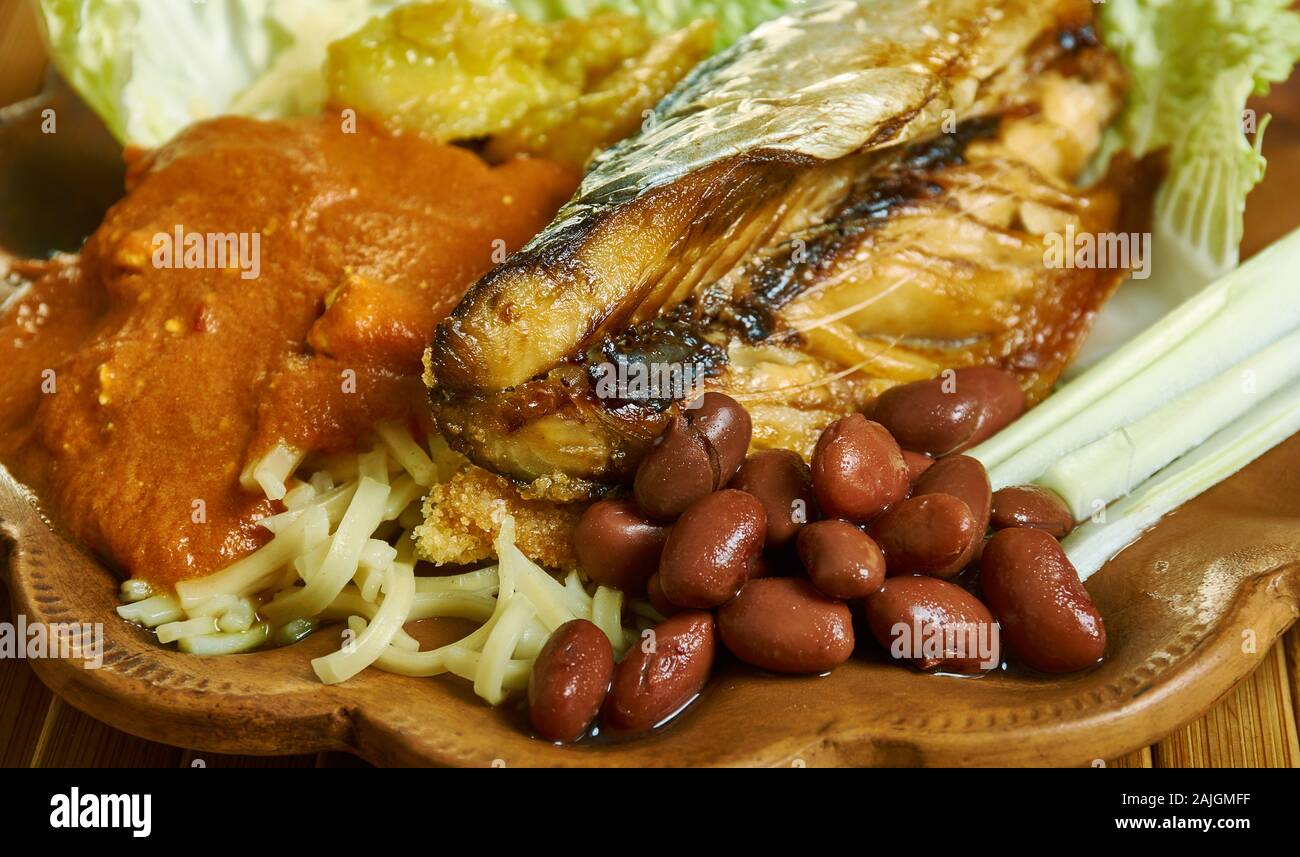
[2, 0, 1300, 769]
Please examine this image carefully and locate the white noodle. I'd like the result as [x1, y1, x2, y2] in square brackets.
[119, 421, 642, 713]
[260, 477, 389, 624]
[591, 586, 625, 655]
[246, 442, 303, 501]
[176, 506, 328, 610]
[178, 623, 270, 655]
[474, 596, 534, 704]
[156, 616, 218, 644]
[116, 593, 184, 627]
[376, 421, 438, 487]
[381, 474, 423, 521]
[313, 556, 416, 684]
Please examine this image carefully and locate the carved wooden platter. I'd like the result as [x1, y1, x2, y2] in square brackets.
[3, 74, 1298, 770]
[3, 431, 1299, 767]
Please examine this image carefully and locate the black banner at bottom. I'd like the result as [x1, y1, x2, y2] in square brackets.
[4, 767, 1289, 842]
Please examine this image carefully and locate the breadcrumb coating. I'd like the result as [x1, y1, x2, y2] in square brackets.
[415, 464, 584, 569]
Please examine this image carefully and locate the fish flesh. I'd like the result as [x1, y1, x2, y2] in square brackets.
[426, 0, 1151, 500]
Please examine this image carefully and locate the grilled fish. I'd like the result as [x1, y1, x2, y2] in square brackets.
[426, 0, 1151, 500]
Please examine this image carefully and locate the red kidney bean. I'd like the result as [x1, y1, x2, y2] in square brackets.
[645, 572, 679, 618]
[731, 449, 815, 548]
[979, 527, 1105, 673]
[747, 553, 774, 580]
[864, 576, 1000, 673]
[659, 489, 766, 608]
[869, 493, 979, 579]
[687, 392, 752, 485]
[810, 414, 909, 523]
[870, 376, 977, 457]
[718, 578, 855, 674]
[603, 611, 715, 736]
[574, 498, 669, 595]
[633, 416, 715, 520]
[914, 455, 991, 528]
[912, 454, 991, 569]
[901, 449, 934, 483]
[528, 619, 614, 743]
[633, 393, 753, 520]
[958, 367, 1026, 449]
[870, 366, 1025, 456]
[990, 485, 1075, 538]
[797, 519, 886, 600]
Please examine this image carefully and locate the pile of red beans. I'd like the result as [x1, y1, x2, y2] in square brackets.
[527, 367, 1108, 743]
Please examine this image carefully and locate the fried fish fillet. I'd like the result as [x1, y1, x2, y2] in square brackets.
[425, 0, 1152, 503]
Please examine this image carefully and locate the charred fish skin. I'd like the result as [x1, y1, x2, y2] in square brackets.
[429, 0, 1093, 394]
[427, 0, 1138, 498]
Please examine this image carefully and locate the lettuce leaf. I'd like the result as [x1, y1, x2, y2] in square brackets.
[36, 0, 401, 148]
[35, 0, 800, 149]
[485, 0, 804, 48]
[1075, 0, 1300, 366]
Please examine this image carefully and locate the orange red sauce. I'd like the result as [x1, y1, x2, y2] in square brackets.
[0, 116, 576, 586]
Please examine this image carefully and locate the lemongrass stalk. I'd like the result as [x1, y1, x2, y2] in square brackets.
[1041, 326, 1300, 520]
[972, 227, 1300, 485]
[969, 284, 1227, 470]
[1065, 382, 1300, 580]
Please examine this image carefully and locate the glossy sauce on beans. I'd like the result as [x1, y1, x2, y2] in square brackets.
[810, 414, 909, 523]
[979, 527, 1105, 673]
[797, 519, 886, 599]
[913, 455, 991, 531]
[658, 489, 766, 608]
[731, 449, 815, 548]
[633, 415, 716, 520]
[528, 619, 614, 743]
[603, 611, 716, 736]
[645, 572, 679, 618]
[869, 493, 979, 579]
[574, 498, 668, 594]
[871, 367, 1024, 456]
[912, 454, 991, 572]
[633, 393, 752, 520]
[864, 576, 1000, 673]
[718, 578, 854, 674]
[990, 485, 1074, 538]
[901, 449, 934, 483]
[688, 392, 752, 483]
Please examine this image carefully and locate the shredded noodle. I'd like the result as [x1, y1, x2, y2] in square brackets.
[116, 423, 640, 707]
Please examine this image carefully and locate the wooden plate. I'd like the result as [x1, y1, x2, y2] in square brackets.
[3, 434, 1299, 767]
[3, 76, 1299, 770]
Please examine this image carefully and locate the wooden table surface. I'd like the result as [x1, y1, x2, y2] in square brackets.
[2, 1, 1298, 768]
